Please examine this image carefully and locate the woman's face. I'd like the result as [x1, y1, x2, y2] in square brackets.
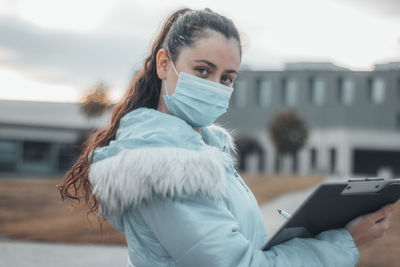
[156, 30, 241, 114]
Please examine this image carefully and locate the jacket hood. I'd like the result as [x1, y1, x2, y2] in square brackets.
[88, 107, 237, 217]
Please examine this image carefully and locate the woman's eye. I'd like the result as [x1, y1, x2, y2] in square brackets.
[196, 68, 209, 76]
[221, 76, 233, 85]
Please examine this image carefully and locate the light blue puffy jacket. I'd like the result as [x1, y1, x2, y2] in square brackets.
[88, 107, 359, 267]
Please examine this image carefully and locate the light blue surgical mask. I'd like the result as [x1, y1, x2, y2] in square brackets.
[163, 60, 234, 127]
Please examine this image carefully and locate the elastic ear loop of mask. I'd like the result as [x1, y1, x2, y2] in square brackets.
[163, 52, 179, 99]
[170, 59, 179, 76]
[163, 80, 170, 98]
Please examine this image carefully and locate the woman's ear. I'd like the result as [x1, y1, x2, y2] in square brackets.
[156, 48, 170, 80]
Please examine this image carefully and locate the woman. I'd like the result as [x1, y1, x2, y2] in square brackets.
[58, 8, 395, 267]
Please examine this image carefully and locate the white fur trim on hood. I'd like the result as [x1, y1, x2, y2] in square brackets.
[207, 123, 238, 154]
[89, 145, 232, 217]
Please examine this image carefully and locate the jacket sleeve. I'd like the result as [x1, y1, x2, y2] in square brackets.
[138, 195, 359, 267]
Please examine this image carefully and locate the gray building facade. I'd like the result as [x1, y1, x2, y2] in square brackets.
[218, 62, 400, 178]
[0, 100, 109, 176]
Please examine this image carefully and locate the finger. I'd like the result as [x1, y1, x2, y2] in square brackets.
[371, 214, 392, 237]
[367, 204, 394, 223]
[376, 211, 392, 223]
[376, 213, 392, 227]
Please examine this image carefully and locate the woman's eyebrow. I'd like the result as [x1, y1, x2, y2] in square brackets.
[194, 59, 238, 75]
[194, 59, 217, 69]
[225, 69, 238, 75]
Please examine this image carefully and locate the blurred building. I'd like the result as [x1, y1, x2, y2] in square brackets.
[0, 100, 109, 175]
[219, 62, 400, 178]
[1, 62, 399, 178]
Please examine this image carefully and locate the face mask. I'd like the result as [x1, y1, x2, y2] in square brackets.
[163, 60, 233, 127]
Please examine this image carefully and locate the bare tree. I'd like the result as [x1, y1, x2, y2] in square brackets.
[268, 109, 309, 173]
[80, 82, 112, 118]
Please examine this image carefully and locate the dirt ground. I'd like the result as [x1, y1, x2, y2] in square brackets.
[0, 177, 124, 245]
[241, 173, 323, 204]
[0, 175, 399, 266]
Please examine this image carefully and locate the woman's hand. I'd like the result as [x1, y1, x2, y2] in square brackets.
[345, 202, 397, 247]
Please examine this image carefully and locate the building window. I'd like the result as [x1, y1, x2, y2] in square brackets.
[0, 140, 18, 171]
[23, 141, 51, 163]
[275, 155, 281, 173]
[310, 148, 317, 170]
[368, 77, 385, 104]
[233, 80, 247, 108]
[58, 143, 80, 172]
[337, 78, 343, 103]
[397, 78, 400, 100]
[397, 112, 400, 130]
[330, 148, 337, 174]
[292, 152, 299, 173]
[257, 78, 272, 107]
[309, 77, 325, 105]
[283, 78, 297, 106]
[338, 78, 354, 105]
[281, 78, 287, 103]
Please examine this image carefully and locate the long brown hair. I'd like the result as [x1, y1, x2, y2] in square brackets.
[57, 7, 242, 227]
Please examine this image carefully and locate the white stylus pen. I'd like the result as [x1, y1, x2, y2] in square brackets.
[277, 208, 292, 219]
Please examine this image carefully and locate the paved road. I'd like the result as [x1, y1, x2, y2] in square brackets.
[0, 239, 128, 267]
[260, 186, 316, 237]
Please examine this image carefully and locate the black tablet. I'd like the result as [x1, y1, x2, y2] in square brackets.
[262, 177, 400, 251]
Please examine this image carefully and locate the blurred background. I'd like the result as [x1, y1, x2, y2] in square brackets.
[0, 0, 399, 266]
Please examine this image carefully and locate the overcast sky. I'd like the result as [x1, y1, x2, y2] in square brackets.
[0, 0, 399, 102]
